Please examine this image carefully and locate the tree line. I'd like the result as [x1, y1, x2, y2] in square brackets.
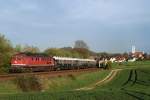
[0, 33, 150, 73]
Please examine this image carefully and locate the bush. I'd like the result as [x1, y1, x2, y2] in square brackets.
[14, 75, 43, 92]
[105, 61, 112, 70]
[67, 74, 76, 80]
[0, 34, 14, 73]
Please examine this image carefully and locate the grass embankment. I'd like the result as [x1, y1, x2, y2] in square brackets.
[0, 81, 19, 94]
[47, 70, 110, 92]
[0, 70, 109, 93]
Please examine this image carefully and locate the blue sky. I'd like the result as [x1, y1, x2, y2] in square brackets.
[0, 0, 150, 53]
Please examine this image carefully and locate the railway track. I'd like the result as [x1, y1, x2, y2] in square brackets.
[0, 68, 100, 80]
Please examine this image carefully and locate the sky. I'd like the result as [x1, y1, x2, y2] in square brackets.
[0, 0, 150, 53]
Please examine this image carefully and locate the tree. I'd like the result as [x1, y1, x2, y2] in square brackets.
[44, 48, 84, 58]
[61, 47, 72, 51]
[73, 48, 90, 58]
[123, 52, 129, 60]
[105, 61, 112, 70]
[22, 45, 40, 53]
[0, 33, 14, 72]
[14, 44, 22, 52]
[143, 53, 149, 60]
[74, 40, 89, 49]
[44, 48, 64, 56]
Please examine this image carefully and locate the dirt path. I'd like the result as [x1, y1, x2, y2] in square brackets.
[76, 69, 122, 91]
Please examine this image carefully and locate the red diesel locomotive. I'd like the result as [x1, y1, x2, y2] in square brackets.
[10, 53, 55, 72]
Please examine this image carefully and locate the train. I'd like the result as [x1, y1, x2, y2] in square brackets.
[10, 52, 98, 72]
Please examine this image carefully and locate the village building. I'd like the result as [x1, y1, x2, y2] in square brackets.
[130, 46, 144, 60]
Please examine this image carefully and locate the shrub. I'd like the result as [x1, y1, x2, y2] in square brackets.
[67, 74, 76, 80]
[14, 75, 43, 92]
[105, 61, 112, 70]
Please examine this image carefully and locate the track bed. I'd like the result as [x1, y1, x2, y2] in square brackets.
[0, 68, 100, 80]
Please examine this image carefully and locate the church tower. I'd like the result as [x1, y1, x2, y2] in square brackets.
[132, 46, 136, 54]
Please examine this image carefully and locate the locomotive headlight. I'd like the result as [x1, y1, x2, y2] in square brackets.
[14, 61, 17, 63]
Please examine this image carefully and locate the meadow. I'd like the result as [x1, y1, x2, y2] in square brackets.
[0, 61, 150, 100]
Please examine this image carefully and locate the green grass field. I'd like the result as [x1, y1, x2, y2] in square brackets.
[112, 60, 150, 69]
[0, 61, 150, 100]
[0, 81, 19, 94]
[95, 67, 150, 100]
[46, 70, 110, 92]
[0, 69, 110, 94]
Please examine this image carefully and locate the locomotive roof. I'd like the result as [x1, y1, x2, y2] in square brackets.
[16, 52, 50, 57]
